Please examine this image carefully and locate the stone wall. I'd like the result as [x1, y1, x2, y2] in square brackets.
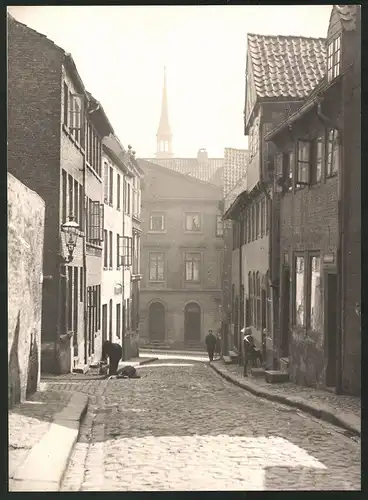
[8, 173, 45, 407]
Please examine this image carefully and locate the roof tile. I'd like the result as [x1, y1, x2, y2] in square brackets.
[247, 33, 327, 99]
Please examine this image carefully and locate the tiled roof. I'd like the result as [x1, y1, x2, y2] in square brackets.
[143, 157, 224, 185]
[333, 5, 358, 31]
[223, 148, 248, 197]
[247, 34, 327, 99]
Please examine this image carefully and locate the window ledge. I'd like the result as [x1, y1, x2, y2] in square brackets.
[86, 242, 102, 250]
[184, 231, 203, 235]
[148, 230, 167, 234]
[149, 280, 165, 283]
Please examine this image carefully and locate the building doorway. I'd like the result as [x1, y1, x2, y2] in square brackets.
[149, 302, 166, 341]
[184, 302, 201, 343]
[280, 265, 290, 357]
[325, 272, 338, 388]
[261, 288, 267, 361]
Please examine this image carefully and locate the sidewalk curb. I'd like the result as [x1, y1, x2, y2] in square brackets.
[138, 357, 159, 366]
[10, 393, 89, 491]
[210, 362, 361, 438]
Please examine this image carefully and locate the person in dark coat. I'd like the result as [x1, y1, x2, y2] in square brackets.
[101, 340, 123, 376]
[205, 330, 216, 362]
[215, 333, 222, 358]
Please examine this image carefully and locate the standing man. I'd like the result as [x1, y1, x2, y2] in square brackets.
[205, 329, 216, 362]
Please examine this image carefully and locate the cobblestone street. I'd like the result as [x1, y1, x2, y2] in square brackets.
[56, 359, 361, 491]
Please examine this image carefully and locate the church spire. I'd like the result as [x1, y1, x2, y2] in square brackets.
[156, 66, 173, 158]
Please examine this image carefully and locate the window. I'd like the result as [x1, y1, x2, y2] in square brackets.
[104, 162, 109, 203]
[256, 272, 261, 330]
[79, 184, 83, 232]
[185, 252, 201, 282]
[326, 129, 340, 177]
[63, 83, 69, 126]
[67, 266, 73, 331]
[109, 299, 113, 341]
[310, 256, 323, 332]
[109, 166, 113, 206]
[314, 136, 324, 184]
[68, 174, 73, 218]
[265, 198, 269, 234]
[116, 234, 120, 269]
[74, 180, 79, 224]
[295, 256, 305, 327]
[255, 202, 260, 239]
[97, 285, 101, 331]
[109, 231, 113, 268]
[117, 174, 121, 210]
[149, 252, 165, 281]
[86, 199, 103, 245]
[116, 303, 121, 339]
[185, 212, 201, 232]
[297, 141, 310, 186]
[73, 267, 78, 333]
[149, 213, 165, 232]
[103, 230, 108, 268]
[216, 215, 224, 237]
[79, 268, 84, 302]
[246, 207, 250, 243]
[327, 35, 341, 82]
[119, 236, 132, 267]
[62, 169, 67, 224]
[285, 152, 294, 191]
[260, 198, 265, 236]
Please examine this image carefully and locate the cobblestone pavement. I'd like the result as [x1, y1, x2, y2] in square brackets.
[59, 359, 361, 491]
[222, 363, 361, 418]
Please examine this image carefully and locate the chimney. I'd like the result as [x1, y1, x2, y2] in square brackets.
[197, 148, 208, 163]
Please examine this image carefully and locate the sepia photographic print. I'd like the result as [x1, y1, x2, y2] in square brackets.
[7, 4, 360, 492]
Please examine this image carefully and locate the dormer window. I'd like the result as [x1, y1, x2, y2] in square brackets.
[327, 35, 341, 82]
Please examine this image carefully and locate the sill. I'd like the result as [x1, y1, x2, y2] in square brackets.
[185, 281, 201, 284]
[148, 230, 166, 234]
[149, 280, 165, 283]
[184, 231, 203, 235]
[86, 241, 102, 249]
[132, 214, 142, 222]
[86, 161, 102, 181]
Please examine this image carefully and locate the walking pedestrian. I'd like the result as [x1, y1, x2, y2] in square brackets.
[215, 332, 222, 359]
[101, 340, 123, 376]
[205, 329, 216, 362]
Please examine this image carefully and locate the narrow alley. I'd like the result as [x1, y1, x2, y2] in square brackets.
[56, 358, 361, 491]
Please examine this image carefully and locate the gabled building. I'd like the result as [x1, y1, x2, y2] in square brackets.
[223, 33, 326, 366]
[265, 5, 361, 395]
[138, 159, 224, 348]
[143, 68, 224, 187]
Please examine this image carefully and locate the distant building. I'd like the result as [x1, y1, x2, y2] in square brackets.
[143, 68, 224, 187]
[138, 159, 224, 348]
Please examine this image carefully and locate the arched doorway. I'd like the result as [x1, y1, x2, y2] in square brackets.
[149, 302, 165, 341]
[184, 302, 201, 343]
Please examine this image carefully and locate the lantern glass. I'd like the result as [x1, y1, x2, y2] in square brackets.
[62, 216, 79, 248]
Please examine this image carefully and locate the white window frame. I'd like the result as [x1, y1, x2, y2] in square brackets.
[149, 212, 166, 232]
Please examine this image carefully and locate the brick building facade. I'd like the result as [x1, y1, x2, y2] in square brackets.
[8, 15, 115, 373]
[138, 159, 224, 348]
[266, 5, 361, 394]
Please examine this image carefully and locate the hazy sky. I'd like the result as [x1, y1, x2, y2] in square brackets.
[8, 5, 332, 158]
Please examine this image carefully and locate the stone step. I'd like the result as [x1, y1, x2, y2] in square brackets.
[250, 367, 266, 378]
[265, 370, 290, 384]
[223, 356, 232, 365]
[73, 365, 89, 374]
[279, 357, 289, 374]
[228, 350, 239, 359]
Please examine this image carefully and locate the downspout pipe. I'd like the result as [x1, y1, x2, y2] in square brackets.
[316, 101, 343, 394]
[82, 106, 88, 367]
[122, 173, 126, 361]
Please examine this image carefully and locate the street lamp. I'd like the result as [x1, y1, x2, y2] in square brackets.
[61, 215, 79, 263]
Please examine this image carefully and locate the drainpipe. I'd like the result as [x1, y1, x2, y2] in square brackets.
[316, 101, 344, 394]
[238, 213, 243, 360]
[122, 173, 126, 361]
[82, 104, 88, 367]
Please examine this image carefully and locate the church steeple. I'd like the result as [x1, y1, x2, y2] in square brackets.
[156, 66, 173, 158]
